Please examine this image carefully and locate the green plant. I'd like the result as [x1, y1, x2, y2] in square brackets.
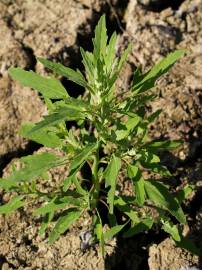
[0, 15, 199, 256]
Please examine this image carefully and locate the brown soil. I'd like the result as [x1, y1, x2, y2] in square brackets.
[0, 0, 202, 269]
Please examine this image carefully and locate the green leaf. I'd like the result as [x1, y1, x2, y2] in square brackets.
[162, 220, 181, 241]
[115, 114, 141, 141]
[37, 57, 88, 88]
[117, 43, 132, 73]
[93, 15, 107, 60]
[145, 140, 183, 150]
[20, 123, 62, 148]
[27, 107, 83, 135]
[34, 195, 83, 216]
[39, 211, 54, 236]
[94, 212, 105, 257]
[8, 152, 60, 182]
[104, 155, 121, 214]
[176, 185, 194, 204]
[0, 178, 18, 190]
[127, 164, 145, 206]
[70, 143, 97, 172]
[80, 48, 95, 84]
[123, 218, 153, 238]
[144, 180, 186, 224]
[105, 32, 117, 72]
[132, 50, 185, 94]
[104, 223, 126, 241]
[176, 237, 200, 256]
[0, 196, 24, 214]
[114, 196, 139, 223]
[49, 208, 81, 244]
[8, 67, 68, 99]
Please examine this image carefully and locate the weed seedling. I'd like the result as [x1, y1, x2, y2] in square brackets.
[0, 15, 199, 256]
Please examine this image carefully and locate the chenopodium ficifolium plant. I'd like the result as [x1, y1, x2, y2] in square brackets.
[1, 15, 199, 256]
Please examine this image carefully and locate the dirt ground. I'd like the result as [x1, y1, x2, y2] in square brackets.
[0, 0, 202, 269]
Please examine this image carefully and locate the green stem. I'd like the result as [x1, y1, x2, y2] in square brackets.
[91, 148, 100, 209]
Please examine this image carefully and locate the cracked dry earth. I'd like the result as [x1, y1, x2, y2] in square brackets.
[0, 0, 202, 269]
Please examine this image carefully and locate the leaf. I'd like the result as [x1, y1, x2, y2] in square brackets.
[80, 48, 95, 84]
[0, 196, 24, 214]
[144, 180, 186, 224]
[115, 114, 141, 141]
[0, 178, 18, 190]
[70, 143, 97, 172]
[176, 185, 194, 204]
[8, 152, 60, 182]
[8, 67, 68, 99]
[176, 237, 200, 256]
[132, 50, 185, 94]
[93, 15, 107, 60]
[49, 208, 81, 244]
[94, 212, 105, 257]
[145, 140, 183, 150]
[162, 220, 181, 241]
[104, 155, 121, 214]
[117, 43, 132, 73]
[27, 107, 83, 135]
[34, 196, 82, 216]
[37, 57, 88, 88]
[105, 32, 117, 72]
[104, 224, 126, 241]
[39, 211, 54, 236]
[20, 123, 62, 148]
[114, 196, 139, 223]
[123, 218, 153, 238]
[127, 164, 145, 206]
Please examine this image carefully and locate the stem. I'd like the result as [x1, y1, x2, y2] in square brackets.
[91, 147, 100, 209]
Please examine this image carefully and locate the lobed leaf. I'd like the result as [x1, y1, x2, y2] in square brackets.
[144, 180, 186, 224]
[49, 208, 81, 244]
[132, 50, 185, 94]
[37, 57, 88, 88]
[0, 196, 25, 214]
[8, 152, 61, 182]
[8, 67, 68, 99]
[20, 123, 62, 148]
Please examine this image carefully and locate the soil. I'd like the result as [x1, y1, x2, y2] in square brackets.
[0, 0, 202, 269]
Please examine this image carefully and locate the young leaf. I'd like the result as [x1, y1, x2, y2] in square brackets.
[49, 208, 81, 244]
[117, 43, 132, 73]
[20, 123, 62, 148]
[144, 180, 186, 224]
[105, 32, 117, 72]
[37, 57, 88, 88]
[127, 164, 145, 206]
[0, 196, 24, 214]
[94, 212, 105, 257]
[132, 50, 185, 94]
[8, 68, 68, 99]
[93, 15, 107, 61]
[104, 155, 121, 214]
